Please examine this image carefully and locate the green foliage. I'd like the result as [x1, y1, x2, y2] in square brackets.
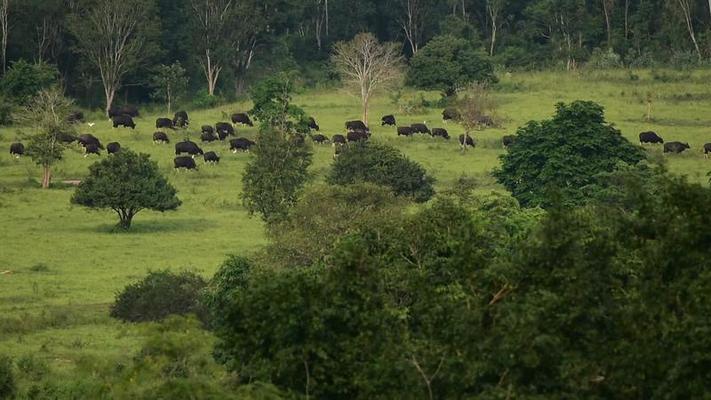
[494, 100, 645, 208]
[110, 271, 207, 323]
[0, 356, 15, 400]
[0, 60, 59, 105]
[202, 256, 252, 329]
[407, 35, 497, 97]
[150, 62, 188, 112]
[249, 73, 310, 134]
[72, 150, 181, 229]
[327, 142, 435, 202]
[0, 95, 14, 126]
[241, 129, 312, 225]
[192, 88, 223, 109]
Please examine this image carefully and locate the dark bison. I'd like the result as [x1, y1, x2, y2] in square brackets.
[204, 151, 220, 163]
[175, 141, 204, 157]
[459, 134, 475, 149]
[332, 134, 347, 145]
[346, 120, 367, 131]
[78, 134, 103, 150]
[347, 130, 369, 142]
[381, 115, 396, 126]
[153, 131, 170, 144]
[112, 115, 135, 129]
[84, 143, 101, 156]
[231, 113, 253, 126]
[201, 125, 215, 135]
[705, 143, 711, 158]
[431, 128, 450, 139]
[156, 118, 174, 129]
[9, 142, 24, 157]
[312, 134, 329, 144]
[58, 132, 77, 144]
[201, 131, 217, 142]
[174, 156, 197, 170]
[502, 135, 516, 148]
[108, 105, 139, 118]
[411, 123, 430, 134]
[664, 141, 690, 154]
[307, 117, 320, 131]
[67, 111, 84, 124]
[173, 111, 189, 128]
[216, 122, 235, 140]
[230, 138, 256, 152]
[639, 131, 664, 145]
[397, 127, 414, 137]
[443, 108, 460, 122]
[107, 142, 121, 154]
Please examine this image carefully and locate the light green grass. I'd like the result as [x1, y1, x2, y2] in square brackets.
[1, 69, 711, 389]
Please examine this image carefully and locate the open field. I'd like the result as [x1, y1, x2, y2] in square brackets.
[2, 69, 711, 390]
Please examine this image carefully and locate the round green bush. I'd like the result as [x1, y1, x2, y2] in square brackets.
[0, 356, 16, 400]
[110, 270, 207, 323]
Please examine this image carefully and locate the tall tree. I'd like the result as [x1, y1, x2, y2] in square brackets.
[70, 0, 156, 116]
[150, 62, 188, 112]
[331, 33, 402, 125]
[0, 0, 8, 75]
[190, 0, 233, 96]
[400, 0, 427, 54]
[601, 0, 615, 47]
[676, 0, 702, 61]
[487, 0, 506, 56]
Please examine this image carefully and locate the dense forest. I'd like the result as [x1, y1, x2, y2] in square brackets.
[1, 0, 711, 109]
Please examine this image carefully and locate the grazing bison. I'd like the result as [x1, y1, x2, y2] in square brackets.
[346, 120, 367, 131]
[108, 105, 139, 118]
[156, 118, 174, 129]
[443, 108, 460, 122]
[216, 122, 235, 140]
[201, 131, 217, 142]
[397, 126, 414, 137]
[174, 156, 197, 170]
[201, 125, 215, 135]
[411, 123, 430, 134]
[431, 128, 450, 139]
[107, 142, 121, 154]
[204, 151, 220, 163]
[332, 134, 347, 145]
[502, 135, 516, 148]
[175, 141, 204, 157]
[664, 141, 690, 154]
[112, 115, 135, 129]
[230, 138, 256, 152]
[307, 117, 320, 131]
[78, 134, 103, 150]
[67, 111, 84, 124]
[639, 131, 664, 145]
[153, 131, 170, 144]
[381, 115, 396, 126]
[58, 132, 77, 144]
[347, 130, 369, 142]
[231, 113, 253, 126]
[312, 134, 329, 144]
[9, 142, 24, 157]
[84, 143, 101, 156]
[173, 111, 189, 128]
[705, 143, 711, 158]
[459, 134, 475, 150]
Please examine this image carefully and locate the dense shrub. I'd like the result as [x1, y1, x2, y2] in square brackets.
[0, 95, 14, 125]
[328, 142, 435, 202]
[0, 356, 15, 400]
[110, 270, 207, 323]
[0, 60, 59, 105]
[202, 256, 252, 328]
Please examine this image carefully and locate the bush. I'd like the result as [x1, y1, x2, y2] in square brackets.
[0, 356, 15, 400]
[110, 270, 207, 323]
[0, 60, 59, 105]
[327, 142, 435, 202]
[202, 256, 252, 328]
[587, 47, 623, 69]
[0, 95, 14, 125]
[191, 88, 222, 109]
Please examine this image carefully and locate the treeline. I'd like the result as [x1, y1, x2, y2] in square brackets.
[0, 0, 709, 109]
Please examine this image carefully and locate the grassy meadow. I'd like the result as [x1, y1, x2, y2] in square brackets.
[2, 68, 711, 389]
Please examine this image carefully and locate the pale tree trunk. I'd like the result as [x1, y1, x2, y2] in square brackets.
[401, 0, 420, 54]
[601, 0, 613, 47]
[624, 0, 630, 40]
[203, 49, 222, 96]
[191, 0, 232, 97]
[0, 0, 8, 75]
[487, 0, 504, 56]
[677, 0, 702, 61]
[103, 82, 116, 117]
[167, 87, 172, 113]
[42, 165, 51, 189]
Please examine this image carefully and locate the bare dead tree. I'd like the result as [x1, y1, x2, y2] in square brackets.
[624, 0, 630, 40]
[400, 0, 426, 54]
[0, 0, 8, 75]
[70, 0, 149, 116]
[190, 0, 233, 96]
[487, 0, 505, 56]
[36, 17, 63, 64]
[601, 0, 615, 47]
[676, 0, 702, 61]
[332, 33, 402, 125]
[314, 0, 329, 51]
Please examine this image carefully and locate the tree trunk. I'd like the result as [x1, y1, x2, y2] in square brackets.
[167, 87, 172, 113]
[117, 209, 135, 230]
[0, 0, 8, 75]
[41, 165, 51, 189]
[362, 96, 369, 126]
[104, 85, 116, 117]
[602, 0, 612, 47]
[490, 20, 497, 56]
[624, 0, 630, 40]
[678, 0, 702, 61]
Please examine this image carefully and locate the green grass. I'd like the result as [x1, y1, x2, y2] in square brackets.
[1, 68, 711, 391]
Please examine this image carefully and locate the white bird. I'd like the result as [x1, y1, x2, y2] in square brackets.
[87, 122, 95, 128]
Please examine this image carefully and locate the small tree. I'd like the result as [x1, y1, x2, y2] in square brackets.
[241, 129, 312, 225]
[494, 101, 645, 208]
[15, 88, 74, 189]
[327, 142, 435, 202]
[150, 62, 188, 113]
[0, 60, 58, 104]
[249, 73, 310, 134]
[331, 33, 402, 125]
[407, 35, 497, 97]
[72, 150, 181, 229]
[457, 83, 498, 135]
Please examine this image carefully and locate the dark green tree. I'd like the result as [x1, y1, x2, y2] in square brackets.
[0, 60, 58, 104]
[150, 62, 188, 112]
[71, 150, 181, 229]
[0, 355, 15, 400]
[327, 142, 435, 202]
[248, 72, 310, 134]
[494, 100, 645, 208]
[406, 35, 497, 97]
